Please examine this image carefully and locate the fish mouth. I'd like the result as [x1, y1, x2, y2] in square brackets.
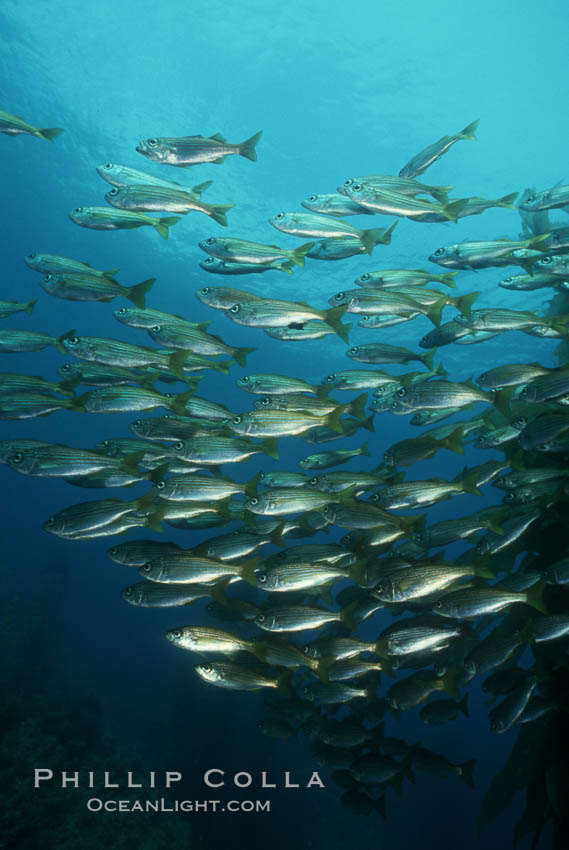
[135, 142, 147, 153]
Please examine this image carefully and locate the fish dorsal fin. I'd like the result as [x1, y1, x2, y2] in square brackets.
[210, 132, 226, 142]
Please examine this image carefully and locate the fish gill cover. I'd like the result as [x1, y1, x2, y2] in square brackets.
[1, 1, 569, 849]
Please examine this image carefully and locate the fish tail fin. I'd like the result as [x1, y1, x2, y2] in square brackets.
[39, 127, 64, 142]
[120, 451, 146, 478]
[245, 471, 262, 497]
[171, 388, 195, 415]
[212, 359, 235, 374]
[361, 227, 388, 255]
[191, 180, 213, 199]
[550, 315, 569, 337]
[426, 296, 446, 327]
[422, 349, 436, 370]
[361, 413, 376, 432]
[445, 424, 465, 455]
[262, 438, 279, 460]
[276, 260, 295, 275]
[492, 387, 515, 419]
[239, 130, 263, 162]
[339, 599, 359, 630]
[56, 379, 78, 397]
[25, 297, 39, 314]
[55, 328, 76, 354]
[444, 199, 469, 223]
[459, 759, 476, 788]
[359, 440, 371, 457]
[430, 185, 454, 204]
[325, 304, 350, 343]
[381, 221, 398, 244]
[277, 670, 292, 698]
[442, 667, 461, 700]
[128, 277, 156, 309]
[441, 272, 457, 289]
[291, 241, 314, 267]
[349, 393, 368, 422]
[434, 361, 449, 378]
[234, 346, 255, 368]
[528, 232, 551, 251]
[325, 406, 345, 434]
[69, 391, 90, 413]
[459, 469, 483, 497]
[498, 191, 518, 209]
[209, 204, 235, 227]
[459, 694, 469, 718]
[455, 290, 480, 320]
[153, 216, 181, 239]
[525, 581, 547, 615]
[168, 350, 189, 381]
[459, 120, 479, 141]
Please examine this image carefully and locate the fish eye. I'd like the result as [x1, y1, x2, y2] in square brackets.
[73, 207, 83, 214]
[476, 436, 487, 446]
[326, 374, 335, 382]
[100, 439, 109, 447]
[202, 663, 212, 673]
[370, 493, 380, 503]
[11, 452, 24, 464]
[360, 273, 370, 282]
[308, 195, 317, 202]
[66, 336, 79, 345]
[230, 304, 240, 313]
[199, 287, 210, 295]
[103, 163, 112, 169]
[148, 139, 158, 147]
[396, 387, 406, 397]
[361, 315, 370, 322]
[309, 476, 318, 485]
[257, 614, 265, 623]
[343, 179, 353, 187]
[110, 546, 118, 555]
[117, 307, 127, 315]
[352, 183, 362, 192]
[28, 253, 36, 258]
[526, 195, 535, 202]
[539, 256, 552, 265]
[375, 583, 383, 593]
[46, 517, 55, 527]
[205, 238, 215, 246]
[434, 248, 445, 256]
[274, 212, 285, 220]
[44, 274, 52, 281]
[434, 600, 443, 609]
[349, 347, 359, 354]
[260, 397, 271, 406]
[174, 441, 184, 450]
[502, 278, 512, 283]
[172, 629, 182, 639]
[322, 505, 331, 515]
[334, 292, 345, 301]
[505, 492, 515, 501]
[203, 259, 214, 266]
[390, 401, 399, 409]
[132, 420, 141, 429]
[232, 416, 242, 424]
[109, 188, 118, 196]
[141, 563, 152, 573]
[259, 471, 266, 480]
[240, 376, 250, 383]
[249, 497, 259, 506]
[151, 325, 161, 333]
[258, 573, 267, 583]
[519, 386, 528, 397]
[123, 586, 132, 596]
[156, 481, 165, 490]
[60, 364, 71, 372]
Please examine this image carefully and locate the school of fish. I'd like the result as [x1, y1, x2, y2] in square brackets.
[2, 109, 569, 821]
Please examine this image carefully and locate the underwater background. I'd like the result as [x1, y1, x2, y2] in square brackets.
[1, 1, 568, 848]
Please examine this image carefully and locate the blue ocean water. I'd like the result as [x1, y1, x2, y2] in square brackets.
[1, 1, 568, 848]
